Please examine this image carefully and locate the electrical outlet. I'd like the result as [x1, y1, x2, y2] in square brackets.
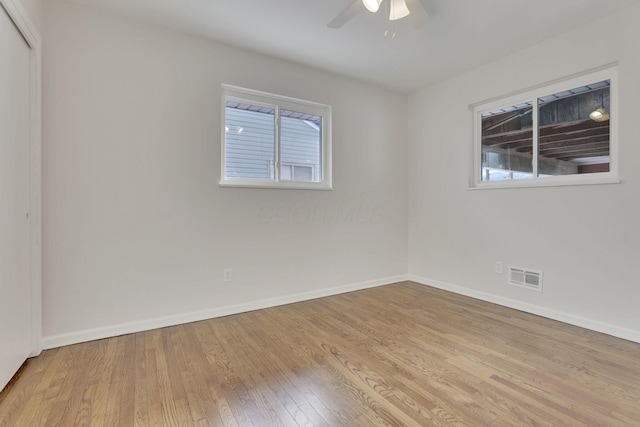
[495, 262, 503, 274]
[223, 268, 232, 282]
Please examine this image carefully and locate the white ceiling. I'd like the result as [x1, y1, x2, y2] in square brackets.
[69, 0, 637, 93]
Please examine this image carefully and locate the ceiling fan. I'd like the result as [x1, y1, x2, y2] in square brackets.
[328, 0, 429, 29]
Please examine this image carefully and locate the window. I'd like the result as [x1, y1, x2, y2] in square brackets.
[471, 65, 619, 188]
[221, 84, 331, 189]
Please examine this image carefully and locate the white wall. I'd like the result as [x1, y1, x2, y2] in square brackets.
[408, 4, 640, 341]
[17, 0, 41, 34]
[42, 0, 408, 346]
[43, 0, 640, 348]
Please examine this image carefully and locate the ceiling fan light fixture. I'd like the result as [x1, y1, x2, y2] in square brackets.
[589, 108, 609, 122]
[389, 0, 411, 20]
[362, 0, 382, 13]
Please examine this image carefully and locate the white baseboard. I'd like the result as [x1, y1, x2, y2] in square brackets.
[42, 274, 409, 350]
[409, 275, 640, 344]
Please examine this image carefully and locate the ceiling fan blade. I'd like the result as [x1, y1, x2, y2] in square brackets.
[405, 0, 430, 29]
[328, 0, 365, 29]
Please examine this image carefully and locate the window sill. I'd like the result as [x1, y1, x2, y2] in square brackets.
[468, 173, 620, 190]
[219, 179, 333, 191]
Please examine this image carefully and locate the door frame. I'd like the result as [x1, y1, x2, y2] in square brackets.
[1, 0, 42, 356]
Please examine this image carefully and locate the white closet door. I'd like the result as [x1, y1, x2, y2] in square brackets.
[0, 4, 32, 390]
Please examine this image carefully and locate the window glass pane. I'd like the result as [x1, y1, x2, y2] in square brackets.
[293, 165, 313, 181]
[538, 80, 610, 176]
[280, 164, 292, 180]
[280, 109, 321, 182]
[225, 101, 275, 180]
[481, 103, 534, 181]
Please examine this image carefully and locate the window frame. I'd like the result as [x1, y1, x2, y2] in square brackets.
[220, 84, 332, 190]
[470, 65, 619, 190]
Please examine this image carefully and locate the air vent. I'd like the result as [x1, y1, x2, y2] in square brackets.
[508, 266, 543, 292]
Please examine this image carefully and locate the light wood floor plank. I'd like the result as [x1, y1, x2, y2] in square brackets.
[1, 282, 639, 426]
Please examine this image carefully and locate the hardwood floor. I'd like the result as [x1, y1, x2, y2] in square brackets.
[1, 281, 639, 426]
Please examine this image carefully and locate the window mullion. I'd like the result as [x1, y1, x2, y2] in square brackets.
[532, 99, 539, 179]
[275, 106, 281, 182]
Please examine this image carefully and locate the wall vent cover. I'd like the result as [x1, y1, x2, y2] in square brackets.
[508, 266, 543, 292]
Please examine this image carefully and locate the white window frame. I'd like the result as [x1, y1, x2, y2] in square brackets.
[220, 84, 332, 190]
[470, 64, 619, 189]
